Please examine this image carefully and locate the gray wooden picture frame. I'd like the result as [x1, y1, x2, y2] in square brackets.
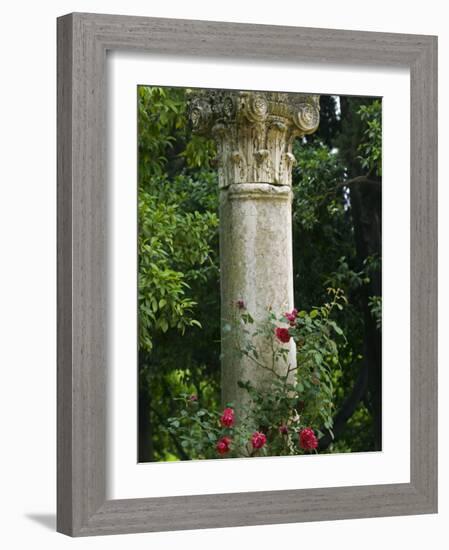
[57, 12, 438, 537]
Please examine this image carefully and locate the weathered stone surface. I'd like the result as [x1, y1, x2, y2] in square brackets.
[219, 183, 296, 414]
[188, 90, 320, 417]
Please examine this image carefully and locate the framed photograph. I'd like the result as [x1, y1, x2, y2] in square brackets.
[57, 12, 437, 536]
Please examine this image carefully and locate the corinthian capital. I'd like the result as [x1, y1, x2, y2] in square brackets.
[188, 90, 320, 188]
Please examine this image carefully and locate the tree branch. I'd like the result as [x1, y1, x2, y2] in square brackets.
[150, 404, 191, 461]
[337, 175, 381, 190]
[318, 359, 369, 451]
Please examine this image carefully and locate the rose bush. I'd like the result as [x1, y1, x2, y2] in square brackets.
[166, 288, 346, 459]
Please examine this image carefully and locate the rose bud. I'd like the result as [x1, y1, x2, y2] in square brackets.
[275, 327, 291, 343]
[284, 308, 298, 326]
[251, 431, 267, 450]
[299, 427, 318, 450]
[216, 436, 232, 455]
[220, 407, 235, 428]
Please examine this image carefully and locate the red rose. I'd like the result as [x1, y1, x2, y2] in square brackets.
[279, 424, 288, 435]
[275, 327, 291, 343]
[285, 308, 298, 326]
[251, 431, 267, 449]
[299, 427, 318, 450]
[220, 407, 235, 428]
[216, 436, 231, 455]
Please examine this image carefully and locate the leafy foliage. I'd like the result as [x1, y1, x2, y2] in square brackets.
[137, 86, 220, 461]
[138, 177, 218, 350]
[357, 100, 382, 176]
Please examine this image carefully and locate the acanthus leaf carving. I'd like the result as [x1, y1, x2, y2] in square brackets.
[188, 90, 320, 188]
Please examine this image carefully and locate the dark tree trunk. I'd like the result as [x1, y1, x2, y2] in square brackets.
[349, 181, 382, 450]
[138, 381, 154, 462]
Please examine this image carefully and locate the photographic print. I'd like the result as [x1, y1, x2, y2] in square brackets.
[137, 86, 382, 462]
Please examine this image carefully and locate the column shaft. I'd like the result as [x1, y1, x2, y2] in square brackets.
[220, 183, 295, 413]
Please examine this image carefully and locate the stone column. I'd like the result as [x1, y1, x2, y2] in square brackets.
[188, 91, 320, 417]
